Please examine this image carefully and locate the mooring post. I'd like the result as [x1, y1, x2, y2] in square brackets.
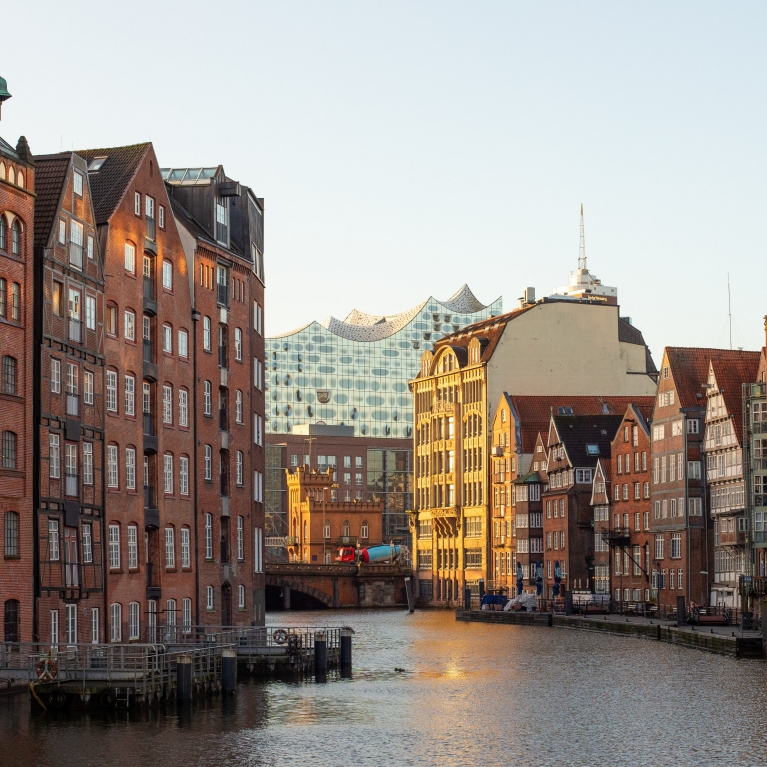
[340, 628, 353, 670]
[333, 578, 340, 609]
[222, 648, 237, 695]
[283, 584, 291, 611]
[677, 595, 686, 627]
[314, 631, 328, 679]
[404, 576, 415, 613]
[177, 655, 193, 702]
[464, 586, 472, 611]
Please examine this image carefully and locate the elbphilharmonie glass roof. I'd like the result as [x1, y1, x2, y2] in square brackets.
[266, 286, 502, 438]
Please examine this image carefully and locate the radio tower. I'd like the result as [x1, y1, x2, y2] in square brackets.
[578, 203, 587, 271]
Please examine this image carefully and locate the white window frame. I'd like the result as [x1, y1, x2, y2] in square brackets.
[124, 374, 135, 415]
[165, 527, 175, 569]
[51, 358, 61, 394]
[162, 260, 173, 290]
[83, 441, 93, 485]
[163, 453, 173, 494]
[128, 602, 140, 640]
[128, 525, 138, 569]
[237, 516, 244, 560]
[163, 385, 172, 423]
[124, 242, 136, 273]
[108, 524, 120, 569]
[84, 370, 94, 404]
[180, 456, 189, 495]
[110, 603, 122, 643]
[205, 513, 213, 559]
[107, 444, 118, 487]
[49, 433, 60, 478]
[126, 447, 136, 490]
[181, 527, 190, 568]
[106, 370, 117, 411]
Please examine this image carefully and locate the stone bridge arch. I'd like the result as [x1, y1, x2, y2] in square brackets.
[266, 575, 334, 607]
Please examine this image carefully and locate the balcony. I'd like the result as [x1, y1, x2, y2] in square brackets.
[68, 317, 81, 343]
[143, 340, 158, 382]
[143, 413, 158, 454]
[217, 283, 229, 308]
[69, 241, 83, 270]
[65, 392, 80, 417]
[143, 486, 159, 529]
[146, 215, 156, 242]
[146, 562, 161, 600]
[65, 472, 79, 498]
[602, 527, 631, 545]
[143, 276, 157, 315]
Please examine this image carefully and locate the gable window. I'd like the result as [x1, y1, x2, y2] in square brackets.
[159, 205, 165, 229]
[162, 260, 173, 290]
[134, 192, 141, 216]
[124, 242, 136, 273]
[215, 197, 228, 244]
[87, 236, 94, 260]
[59, 219, 66, 245]
[69, 220, 84, 268]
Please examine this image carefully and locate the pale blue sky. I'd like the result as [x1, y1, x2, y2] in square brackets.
[3, 1, 766, 360]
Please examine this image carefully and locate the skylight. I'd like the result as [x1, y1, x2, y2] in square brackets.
[87, 156, 107, 172]
[558, 406, 574, 415]
[586, 444, 600, 455]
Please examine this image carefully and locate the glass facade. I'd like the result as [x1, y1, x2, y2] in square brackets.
[265, 444, 288, 561]
[266, 286, 502, 438]
[367, 449, 412, 538]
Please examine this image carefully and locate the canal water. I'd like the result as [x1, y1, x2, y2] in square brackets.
[1, 609, 767, 766]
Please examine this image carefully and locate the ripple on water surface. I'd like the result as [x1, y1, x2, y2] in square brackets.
[1, 609, 766, 767]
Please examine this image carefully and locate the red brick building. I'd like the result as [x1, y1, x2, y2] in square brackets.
[0, 113, 35, 642]
[164, 165, 266, 626]
[590, 457, 612, 597]
[605, 404, 653, 607]
[33, 152, 106, 643]
[77, 143, 197, 641]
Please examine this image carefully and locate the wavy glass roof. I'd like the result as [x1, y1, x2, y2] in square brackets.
[266, 286, 502, 438]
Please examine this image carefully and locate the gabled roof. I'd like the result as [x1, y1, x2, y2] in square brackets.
[550, 414, 624, 468]
[665, 347, 759, 409]
[33, 153, 71, 248]
[75, 143, 150, 224]
[596, 457, 612, 483]
[507, 394, 655, 454]
[709, 352, 761, 443]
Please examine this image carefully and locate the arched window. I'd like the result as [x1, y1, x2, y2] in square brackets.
[342, 519, 350, 537]
[2, 355, 16, 394]
[203, 380, 212, 415]
[110, 603, 122, 642]
[0, 216, 5, 250]
[4, 599, 20, 642]
[2, 431, 17, 468]
[11, 283, 19, 321]
[4, 511, 19, 557]
[235, 389, 243, 423]
[204, 444, 212, 480]
[360, 519, 369, 540]
[234, 327, 242, 360]
[17, 171, 23, 189]
[238, 584, 245, 610]
[0, 163, 5, 180]
[7, 166, 14, 185]
[11, 220, 20, 255]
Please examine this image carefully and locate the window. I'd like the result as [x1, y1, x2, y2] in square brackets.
[108, 524, 120, 569]
[83, 442, 94, 485]
[176, 329, 189, 359]
[124, 310, 135, 340]
[203, 380, 212, 415]
[163, 454, 173, 494]
[163, 324, 172, 353]
[165, 527, 175, 568]
[87, 236, 94, 260]
[254, 358, 263, 390]
[162, 260, 172, 290]
[107, 445, 118, 487]
[175, 388, 188, 427]
[254, 470, 263, 503]
[361, 519, 369, 539]
[182, 597, 192, 633]
[85, 295, 96, 330]
[1, 356, 16, 394]
[106, 370, 117, 411]
[204, 445, 212, 480]
[106, 304, 117, 335]
[687, 419, 699, 434]
[203, 316, 211, 350]
[233, 389, 243, 424]
[207, 585, 214, 611]
[180, 456, 189, 495]
[232, 328, 243, 361]
[194, 517, 210, 573]
[159, 205, 165, 229]
[236, 516, 244, 560]
[81, 523, 92, 563]
[4, 512, 18, 557]
[128, 602, 140, 641]
[10, 281, 19, 321]
[122, 446, 135, 490]
[356, 473, 363, 486]
[134, 192, 141, 216]
[49, 434, 60, 478]
[253, 300, 263, 334]
[688, 461, 701, 479]
[124, 242, 136, 273]
[689, 497, 702, 516]
[163, 385, 172, 424]
[236, 451, 243, 485]
[671, 533, 682, 559]
[181, 527, 190, 568]
[0, 278, 4, 317]
[111, 603, 122, 643]
[655, 535, 664, 560]
[51, 358, 61, 393]
[575, 469, 592, 484]
[2, 431, 17, 469]
[127, 525, 138, 569]
[58, 219, 66, 245]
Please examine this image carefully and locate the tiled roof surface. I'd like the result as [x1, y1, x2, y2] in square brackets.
[551, 414, 625, 468]
[76, 143, 149, 224]
[509, 395, 655, 453]
[33, 154, 70, 248]
[666, 347, 758, 409]
[709, 351, 761, 443]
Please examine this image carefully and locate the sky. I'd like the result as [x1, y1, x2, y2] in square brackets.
[3, 1, 767, 362]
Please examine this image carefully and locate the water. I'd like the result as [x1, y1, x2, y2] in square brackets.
[1, 609, 767, 767]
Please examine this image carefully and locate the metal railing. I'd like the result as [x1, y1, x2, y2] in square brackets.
[143, 412, 155, 436]
[146, 215, 156, 241]
[66, 392, 80, 417]
[144, 485, 156, 509]
[68, 317, 81, 342]
[143, 275, 155, 300]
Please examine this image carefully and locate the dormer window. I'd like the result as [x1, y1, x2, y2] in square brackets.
[216, 197, 228, 244]
[558, 406, 574, 415]
[586, 444, 600, 456]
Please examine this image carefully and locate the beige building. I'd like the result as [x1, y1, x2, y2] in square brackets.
[410, 265, 659, 607]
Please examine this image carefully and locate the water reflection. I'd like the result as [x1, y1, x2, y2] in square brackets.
[1, 610, 766, 766]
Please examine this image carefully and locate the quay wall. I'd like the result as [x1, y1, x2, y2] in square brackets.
[455, 610, 764, 658]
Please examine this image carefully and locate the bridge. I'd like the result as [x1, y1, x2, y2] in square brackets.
[265, 562, 412, 610]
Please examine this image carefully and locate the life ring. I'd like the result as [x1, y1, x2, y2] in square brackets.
[36, 657, 57, 682]
[273, 629, 289, 645]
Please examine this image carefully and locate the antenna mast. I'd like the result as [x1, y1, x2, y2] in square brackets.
[578, 203, 587, 271]
[728, 273, 732, 350]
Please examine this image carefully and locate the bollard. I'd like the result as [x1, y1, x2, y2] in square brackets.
[404, 576, 415, 613]
[464, 586, 472, 611]
[314, 631, 328, 674]
[222, 648, 237, 695]
[283, 584, 291, 611]
[340, 628, 353, 670]
[177, 655, 193, 702]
